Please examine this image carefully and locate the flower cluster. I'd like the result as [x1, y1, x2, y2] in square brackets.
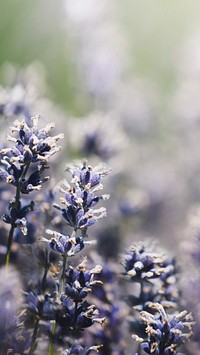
[124, 242, 179, 309]
[22, 161, 110, 354]
[133, 303, 194, 354]
[53, 161, 110, 232]
[123, 242, 188, 353]
[124, 242, 171, 281]
[65, 257, 103, 302]
[0, 115, 63, 267]
[41, 229, 96, 257]
[0, 116, 63, 193]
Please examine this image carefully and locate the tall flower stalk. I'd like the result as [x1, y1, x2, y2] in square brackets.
[0, 116, 63, 266]
[35, 161, 110, 354]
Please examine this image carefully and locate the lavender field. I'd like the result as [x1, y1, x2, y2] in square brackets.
[0, 1, 200, 354]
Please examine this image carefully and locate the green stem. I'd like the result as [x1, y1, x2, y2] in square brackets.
[29, 318, 39, 355]
[48, 321, 57, 355]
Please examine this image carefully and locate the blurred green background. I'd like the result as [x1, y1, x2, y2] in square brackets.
[1, 0, 200, 114]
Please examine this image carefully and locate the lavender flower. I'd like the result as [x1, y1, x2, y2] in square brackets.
[0, 116, 63, 190]
[53, 162, 110, 232]
[56, 296, 105, 335]
[123, 241, 180, 352]
[41, 229, 96, 256]
[27, 291, 56, 321]
[65, 257, 103, 302]
[132, 303, 194, 354]
[0, 115, 63, 267]
[124, 242, 175, 283]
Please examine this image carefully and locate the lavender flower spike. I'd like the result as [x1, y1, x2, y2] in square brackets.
[132, 302, 194, 354]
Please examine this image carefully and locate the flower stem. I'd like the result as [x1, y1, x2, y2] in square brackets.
[29, 318, 39, 355]
[5, 223, 15, 267]
[48, 321, 57, 355]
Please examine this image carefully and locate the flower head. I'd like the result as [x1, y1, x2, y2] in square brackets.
[65, 257, 103, 302]
[132, 303, 194, 354]
[41, 230, 96, 256]
[0, 116, 63, 193]
[54, 161, 110, 231]
[124, 242, 174, 282]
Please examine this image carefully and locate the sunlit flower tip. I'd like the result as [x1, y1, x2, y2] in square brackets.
[94, 317, 107, 326]
[132, 334, 143, 342]
[0, 170, 12, 183]
[102, 193, 110, 201]
[94, 206, 107, 217]
[90, 264, 103, 274]
[15, 217, 28, 235]
[0, 148, 13, 155]
[76, 256, 88, 271]
[91, 183, 103, 192]
[89, 345, 103, 352]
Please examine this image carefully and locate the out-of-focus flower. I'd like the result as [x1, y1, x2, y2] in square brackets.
[132, 302, 194, 354]
[0, 266, 30, 353]
[65, 0, 128, 106]
[67, 112, 128, 162]
[0, 63, 58, 125]
[27, 291, 56, 320]
[124, 242, 172, 282]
